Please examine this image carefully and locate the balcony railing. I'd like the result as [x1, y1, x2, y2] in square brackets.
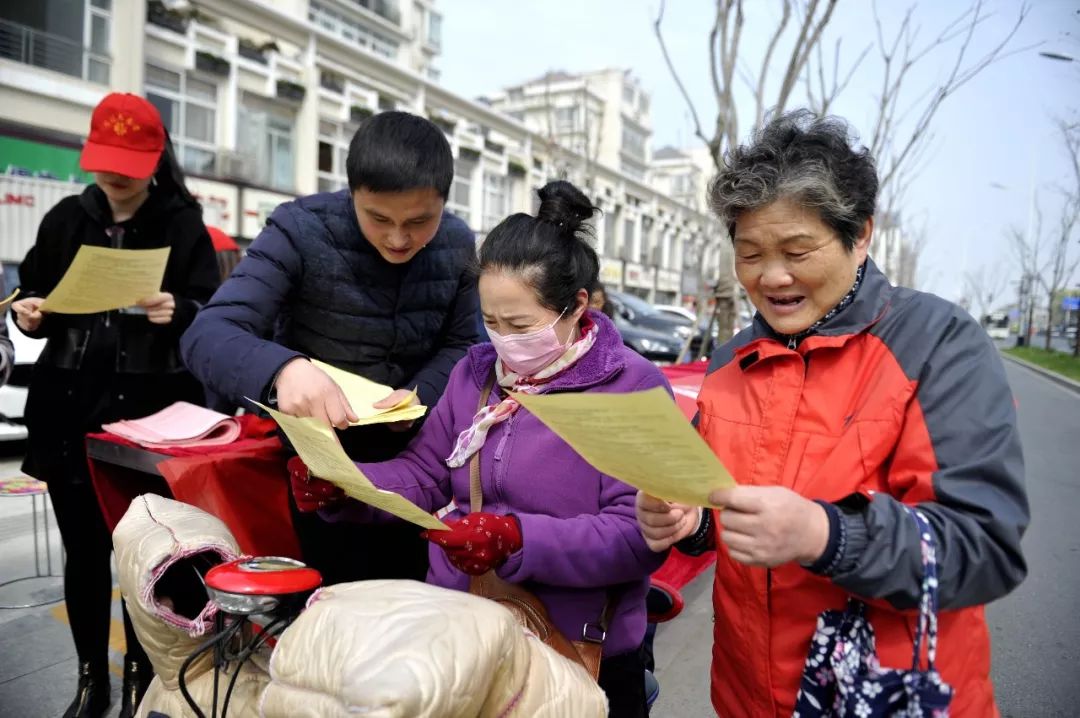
[0, 18, 110, 84]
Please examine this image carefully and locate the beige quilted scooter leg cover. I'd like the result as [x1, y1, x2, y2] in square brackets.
[113, 494, 270, 718]
[261, 579, 608, 718]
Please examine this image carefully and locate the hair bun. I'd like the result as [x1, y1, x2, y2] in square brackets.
[536, 180, 596, 236]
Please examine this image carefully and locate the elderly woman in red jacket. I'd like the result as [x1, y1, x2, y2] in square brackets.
[636, 110, 1028, 717]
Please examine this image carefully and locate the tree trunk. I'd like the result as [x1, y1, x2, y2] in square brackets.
[1074, 310, 1080, 358]
[1045, 294, 1053, 351]
[1027, 297, 1036, 348]
[712, 262, 737, 344]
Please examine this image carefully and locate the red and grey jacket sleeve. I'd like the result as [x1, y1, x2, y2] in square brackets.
[821, 307, 1028, 610]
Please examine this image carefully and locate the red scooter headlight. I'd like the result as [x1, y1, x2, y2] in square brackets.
[204, 557, 322, 616]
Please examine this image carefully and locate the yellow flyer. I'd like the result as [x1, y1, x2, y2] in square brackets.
[252, 400, 447, 531]
[41, 246, 170, 314]
[513, 387, 735, 506]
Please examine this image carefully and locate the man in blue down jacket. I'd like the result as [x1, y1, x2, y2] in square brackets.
[181, 111, 479, 584]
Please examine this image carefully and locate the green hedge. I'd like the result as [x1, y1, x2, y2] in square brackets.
[1005, 346, 1080, 383]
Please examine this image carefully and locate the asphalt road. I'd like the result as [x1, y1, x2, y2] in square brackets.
[986, 359, 1080, 717]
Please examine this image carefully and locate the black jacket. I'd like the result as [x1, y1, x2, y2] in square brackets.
[17, 184, 219, 482]
[180, 189, 480, 409]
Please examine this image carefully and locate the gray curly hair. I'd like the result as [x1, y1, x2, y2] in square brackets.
[709, 110, 879, 250]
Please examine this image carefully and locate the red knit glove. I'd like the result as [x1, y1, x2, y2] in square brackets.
[288, 456, 344, 513]
[422, 513, 523, 575]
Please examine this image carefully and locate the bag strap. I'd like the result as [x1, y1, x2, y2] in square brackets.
[905, 506, 941, 671]
[470, 371, 499, 513]
[469, 368, 616, 641]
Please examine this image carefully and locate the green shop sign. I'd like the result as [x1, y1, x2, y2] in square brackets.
[0, 135, 91, 183]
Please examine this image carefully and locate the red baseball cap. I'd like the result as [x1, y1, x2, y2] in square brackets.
[80, 93, 166, 180]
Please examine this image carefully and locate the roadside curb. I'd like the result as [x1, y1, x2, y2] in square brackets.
[1000, 352, 1080, 397]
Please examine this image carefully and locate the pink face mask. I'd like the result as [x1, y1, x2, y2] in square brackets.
[487, 310, 571, 376]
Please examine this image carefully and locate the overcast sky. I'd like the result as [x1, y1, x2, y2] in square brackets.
[438, 0, 1080, 303]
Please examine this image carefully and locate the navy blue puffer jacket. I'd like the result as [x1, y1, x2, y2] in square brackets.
[181, 189, 479, 408]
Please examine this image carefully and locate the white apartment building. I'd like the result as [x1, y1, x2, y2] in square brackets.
[489, 69, 652, 182]
[0, 0, 722, 306]
[488, 69, 725, 304]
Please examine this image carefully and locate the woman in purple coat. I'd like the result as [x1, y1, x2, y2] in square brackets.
[290, 180, 669, 716]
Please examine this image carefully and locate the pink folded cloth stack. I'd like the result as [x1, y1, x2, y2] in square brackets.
[103, 402, 241, 449]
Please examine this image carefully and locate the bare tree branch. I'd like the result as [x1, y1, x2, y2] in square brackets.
[774, 0, 820, 110]
[708, 1, 727, 120]
[963, 262, 1009, 318]
[877, 1, 1033, 196]
[806, 36, 872, 117]
[776, 0, 838, 113]
[1061, 117, 1080, 196]
[721, 1, 745, 149]
[869, 3, 917, 158]
[756, 0, 792, 125]
[653, 0, 716, 162]
[737, 58, 758, 98]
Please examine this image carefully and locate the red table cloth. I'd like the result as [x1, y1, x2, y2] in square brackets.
[87, 362, 716, 589]
[87, 414, 301, 559]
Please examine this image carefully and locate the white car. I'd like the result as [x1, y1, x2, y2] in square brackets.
[654, 305, 698, 324]
[0, 314, 45, 442]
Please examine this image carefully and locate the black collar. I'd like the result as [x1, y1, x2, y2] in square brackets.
[751, 258, 893, 347]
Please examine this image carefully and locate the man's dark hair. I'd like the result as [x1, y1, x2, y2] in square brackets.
[346, 111, 454, 199]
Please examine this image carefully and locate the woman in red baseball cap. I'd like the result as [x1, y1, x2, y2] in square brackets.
[11, 93, 221, 718]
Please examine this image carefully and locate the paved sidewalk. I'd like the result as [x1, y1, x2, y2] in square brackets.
[650, 571, 713, 716]
[0, 456, 126, 718]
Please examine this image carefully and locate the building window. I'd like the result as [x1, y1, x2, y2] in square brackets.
[86, 0, 111, 83]
[145, 64, 217, 175]
[554, 107, 577, 135]
[673, 172, 697, 196]
[427, 10, 442, 50]
[621, 162, 645, 182]
[623, 218, 635, 260]
[308, 1, 399, 60]
[601, 209, 614, 257]
[0, 0, 111, 83]
[622, 124, 647, 161]
[622, 83, 635, 105]
[238, 93, 295, 191]
[357, 0, 401, 25]
[317, 119, 358, 193]
[482, 172, 507, 231]
[448, 157, 475, 224]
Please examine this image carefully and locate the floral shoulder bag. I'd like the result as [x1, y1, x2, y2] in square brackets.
[792, 506, 954, 718]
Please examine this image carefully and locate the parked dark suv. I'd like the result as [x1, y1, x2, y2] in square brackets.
[606, 291, 692, 362]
